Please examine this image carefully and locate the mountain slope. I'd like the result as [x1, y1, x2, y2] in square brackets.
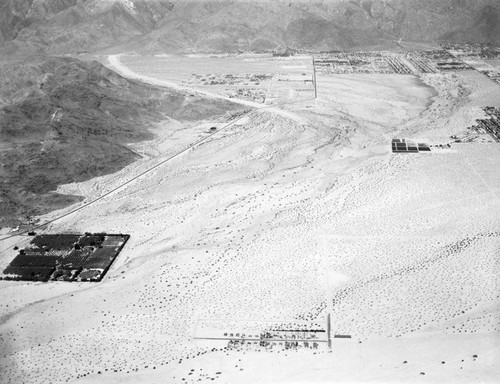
[0, 0, 78, 43]
[1, 0, 499, 54]
[0, 56, 240, 227]
[0, 0, 175, 53]
[0, 0, 500, 53]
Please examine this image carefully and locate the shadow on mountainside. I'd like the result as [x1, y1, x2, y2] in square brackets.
[0, 55, 241, 228]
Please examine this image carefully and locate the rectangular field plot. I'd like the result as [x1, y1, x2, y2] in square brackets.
[392, 139, 432, 153]
[31, 234, 81, 249]
[3, 266, 55, 282]
[315, 52, 395, 74]
[314, 50, 474, 75]
[2, 233, 129, 282]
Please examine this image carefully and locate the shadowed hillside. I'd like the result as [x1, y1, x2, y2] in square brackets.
[0, 56, 240, 227]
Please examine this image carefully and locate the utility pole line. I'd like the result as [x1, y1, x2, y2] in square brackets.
[312, 54, 317, 99]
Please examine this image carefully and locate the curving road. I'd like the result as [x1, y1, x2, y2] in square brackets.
[0, 54, 316, 243]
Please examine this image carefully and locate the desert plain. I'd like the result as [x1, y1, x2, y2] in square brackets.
[0, 52, 499, 383]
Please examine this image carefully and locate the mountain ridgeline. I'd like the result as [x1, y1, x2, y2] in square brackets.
[0, 0, 499, 55]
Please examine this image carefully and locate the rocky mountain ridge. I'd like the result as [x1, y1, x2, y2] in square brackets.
[0, 0, 498, 55]
[0, 0, 174, 54]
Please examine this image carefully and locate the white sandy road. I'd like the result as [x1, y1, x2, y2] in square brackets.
[1, 59, 499, 384]
[107, 54, 308, 124]
[108, 54, 263, 108]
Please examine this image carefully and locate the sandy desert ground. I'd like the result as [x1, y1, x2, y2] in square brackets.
[0, 54, 499, 383]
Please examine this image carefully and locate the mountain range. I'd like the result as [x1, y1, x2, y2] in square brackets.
[1, 0, 499, 55]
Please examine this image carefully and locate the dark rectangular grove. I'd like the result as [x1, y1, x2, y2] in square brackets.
[2, 233, 130, 282]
